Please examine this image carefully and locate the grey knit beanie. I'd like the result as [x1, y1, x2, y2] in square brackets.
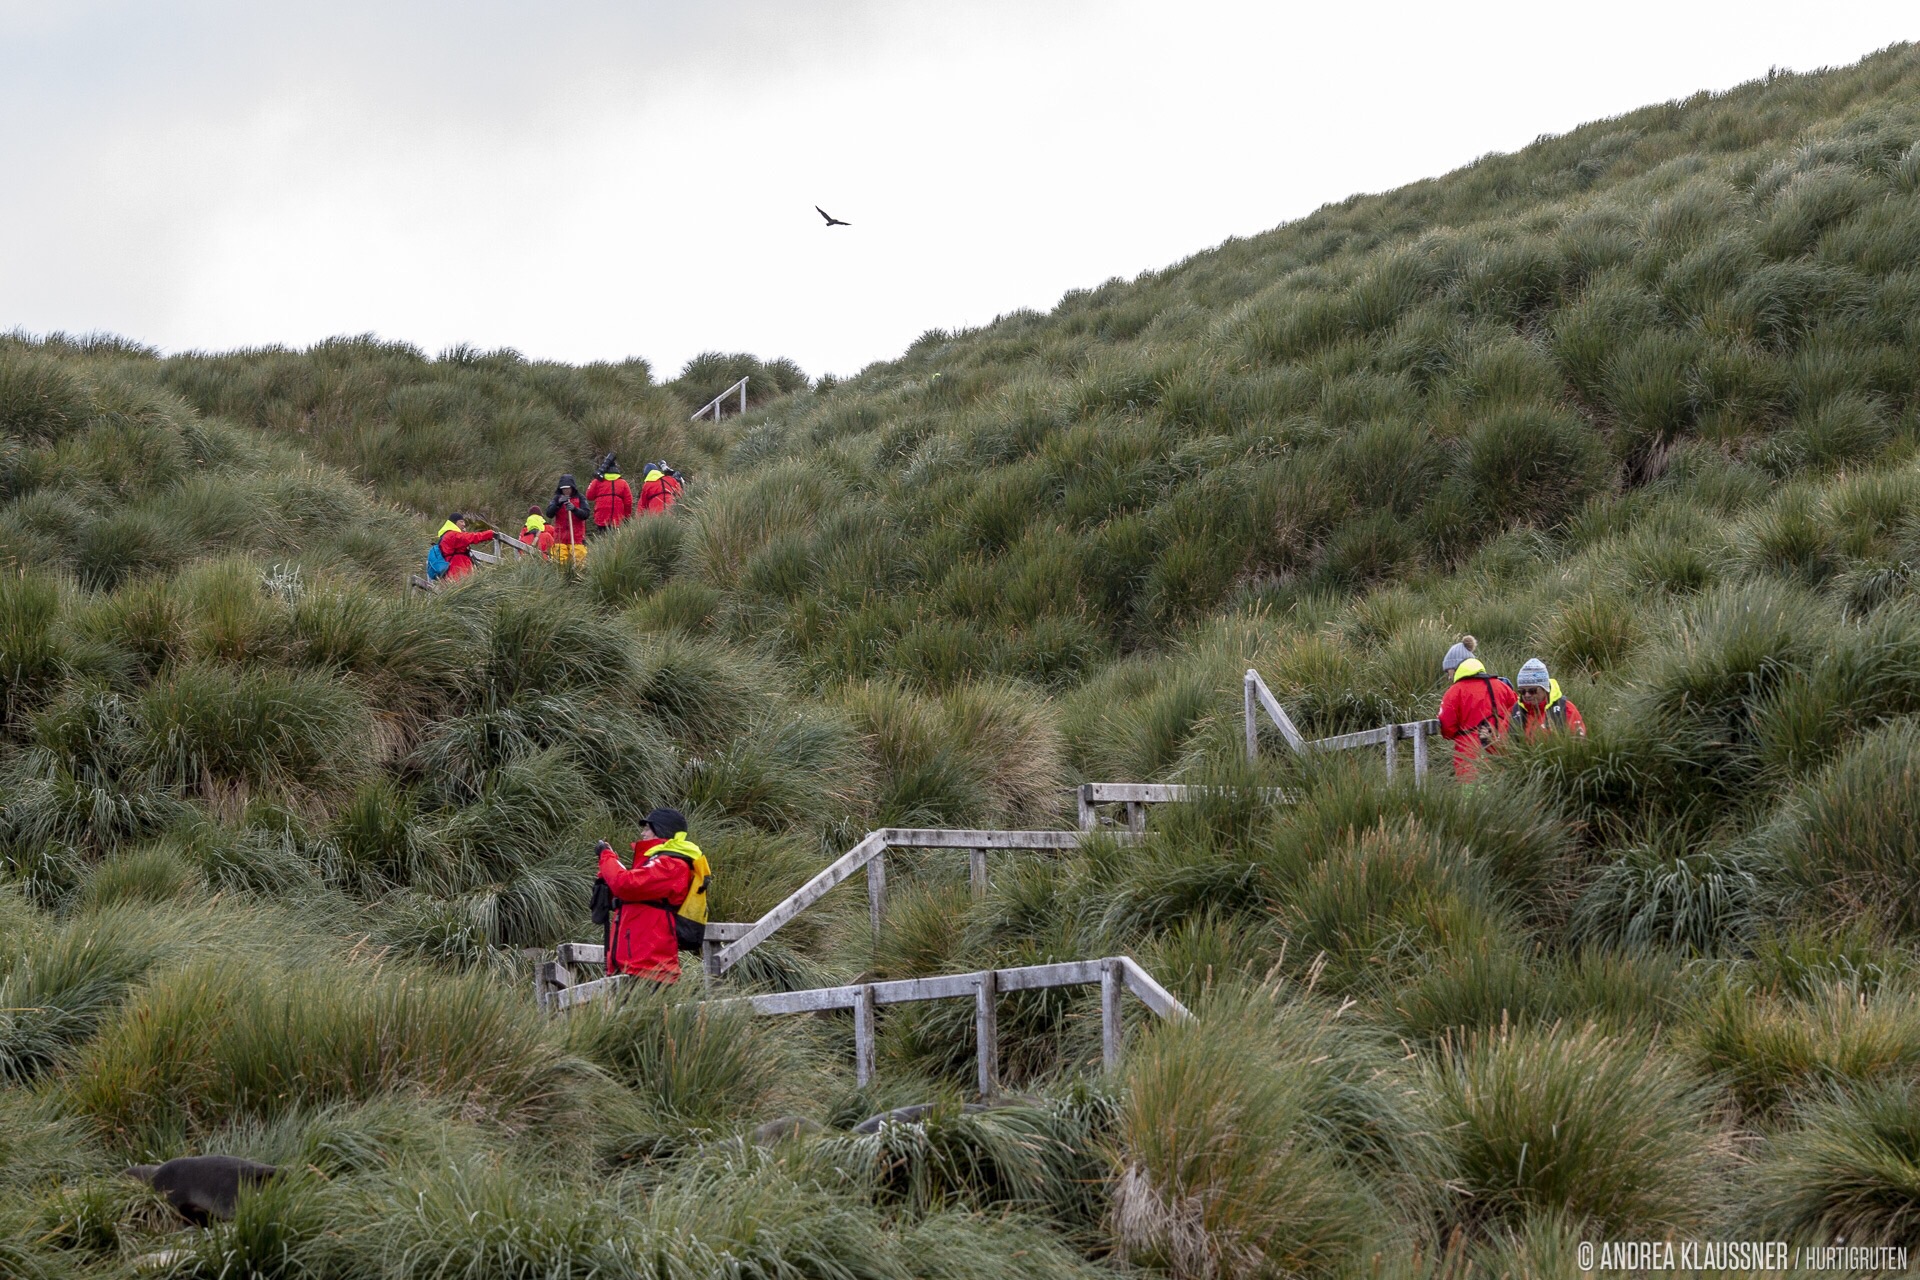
[1516, 658, 1551, 690]
[1441, 635, 1478, 674]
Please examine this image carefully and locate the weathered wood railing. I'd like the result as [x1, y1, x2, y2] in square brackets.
[1244, 669, 1442, 784]
[545, 954, 1189, 1096]
[533, 926, 756, 1007]
[711, 828, 1139, 977]
[537, 829, 1139, 1007]
[735, 956, 1187, 1094]
[1075, 782, 1298, 832]
[691, 376, 749, 423]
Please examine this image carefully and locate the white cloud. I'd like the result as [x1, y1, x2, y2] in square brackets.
[1, 1, 1913, 377]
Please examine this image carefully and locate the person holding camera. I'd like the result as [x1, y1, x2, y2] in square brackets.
[544, 474, 594, 566]
[594, 808, 697, 983]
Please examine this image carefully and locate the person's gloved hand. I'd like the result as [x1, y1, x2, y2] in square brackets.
[594, 840, 612, 856]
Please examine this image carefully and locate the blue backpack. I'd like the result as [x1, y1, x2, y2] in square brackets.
[426, 542, 452, 580]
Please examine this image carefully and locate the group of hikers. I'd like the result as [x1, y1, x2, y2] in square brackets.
[429, 454, 684, 581]
[1436, 634, 1585, 781]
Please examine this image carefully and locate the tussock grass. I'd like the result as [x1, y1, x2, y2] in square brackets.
[1766, 718, 1920, 934]
[1425, 1023, 1716, 1236]
[135, 662, 371, 798]
[839, 680, 1066, 829]
[1112, 987, 1408, 1279]
[1688, 980, 1920, 1118]
[0, 909, 170, 1084]
[68, 958, 579, 1148]
[564, 984, 814, 1131]
[1744, 1078, 1920, 1247]
[806, 1092, 1113, 1226]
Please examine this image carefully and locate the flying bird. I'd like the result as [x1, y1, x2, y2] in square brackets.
[816, 206, 851, 227]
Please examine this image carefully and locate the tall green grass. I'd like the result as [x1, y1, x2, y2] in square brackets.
[68, 958, 580, 1149]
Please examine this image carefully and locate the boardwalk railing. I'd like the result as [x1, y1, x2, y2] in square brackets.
[546, 955, 1189, 1096]
[1075, 782, 1297, 832]
[536, 828, 1140, 1004]
[712, 827, 1137, 977]
[691, 377, 749, 423]
[410, 530, 542, 594]
[1244, 669, 1442, 784]
[735, 956, 1187, 1094]
[533, 927, 755, 1006]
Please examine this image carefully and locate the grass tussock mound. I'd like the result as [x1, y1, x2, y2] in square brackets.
[69, 959, 576, 1150]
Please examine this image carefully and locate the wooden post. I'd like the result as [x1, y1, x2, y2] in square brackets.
[1077, 784, 1097, 832]
[1244, 671, 1259, 762]
[701, 938, 720, 979]
[867, 853, 887, 938]
[1384, 723, 1398, 781]
[854, 984, 877, 1087]
[1125, 802, 1146, 834]
[975, 969, 999, 1097]
[1412, 722, 1429, 785]
[969, 848, 988, 899]
[1101, 957, 1124, 1071]
[739, 377, 748, 417]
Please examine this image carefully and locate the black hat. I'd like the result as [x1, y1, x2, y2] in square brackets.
[643, 807, 687, 839]
[448, 511, 465, 523]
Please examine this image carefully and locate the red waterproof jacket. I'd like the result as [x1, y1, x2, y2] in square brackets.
[1437, 660, 1518, 781]
[545, 494, 593, 545]
[638, 470, 682, 514]
[586, 475, 634, 529]
[1514, 692, 1587, 739]
[599, 838, 693, 981]
[437, 528, 496, 580]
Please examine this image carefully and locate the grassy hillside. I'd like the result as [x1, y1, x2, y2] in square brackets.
[7, 43, 1920, 1277]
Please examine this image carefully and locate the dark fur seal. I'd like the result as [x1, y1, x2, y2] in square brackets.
[125, 1155, 277, 1225]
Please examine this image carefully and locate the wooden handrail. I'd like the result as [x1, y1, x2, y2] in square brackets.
[691, 376, 749, 422]
[1075, 782, 1298, 831]
[709, 828, 1139, 975]
[1244, 668, 1442, 784]
[544, 955, 1190, 1095]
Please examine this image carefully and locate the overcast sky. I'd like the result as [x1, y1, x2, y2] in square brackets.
[1, 3, 1913, 379]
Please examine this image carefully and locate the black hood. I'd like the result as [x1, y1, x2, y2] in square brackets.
[556, 474, 577, 492]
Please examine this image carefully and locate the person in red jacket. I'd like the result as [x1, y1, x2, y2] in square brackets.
[596, 807, 695, 982]
[637, 462, 683, 515]
[1510, 658, 1587, 739]
[519, 507, 555, 558]
[544, 474, 593, 565]
[585, 455, 634, 532]
[1436, 635, 1517, 783]
[435, 514, 497, 581]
